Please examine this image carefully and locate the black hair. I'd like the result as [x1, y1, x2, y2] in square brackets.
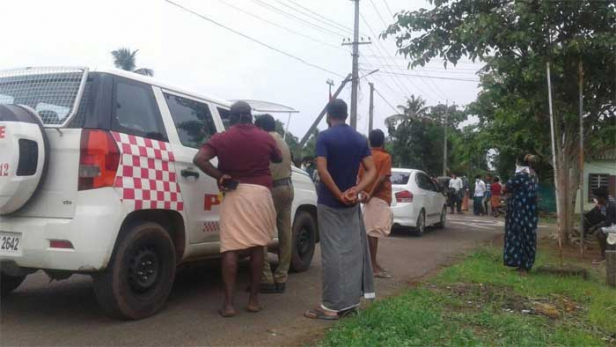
[517, 153, 538, 169]
[255, 114, 276, 132]
[369, 129, 385, 147]
[229, 101, 253, 125]
[327, 99, 348, 120]
[475, 174, 482, 179]
[493, 177, 500, 183]
[593, 186, 609, 199]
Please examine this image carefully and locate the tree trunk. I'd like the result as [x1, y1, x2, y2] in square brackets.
[553, 130, 582, 245]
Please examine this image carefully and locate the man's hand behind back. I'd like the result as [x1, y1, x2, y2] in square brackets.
[339, 187, 359, 206]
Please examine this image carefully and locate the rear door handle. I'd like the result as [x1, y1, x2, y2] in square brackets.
[181, 169, 200, 179]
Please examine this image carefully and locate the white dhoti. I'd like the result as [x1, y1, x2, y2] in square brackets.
[219, 184, 276, 253]
[363, 197, 393, 239]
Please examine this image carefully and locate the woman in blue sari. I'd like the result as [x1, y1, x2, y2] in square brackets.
[503, 155, 539, 273]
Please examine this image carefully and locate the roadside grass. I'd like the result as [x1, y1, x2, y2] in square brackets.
[539, 215, 558, 225]
[321, 246, 616, 346]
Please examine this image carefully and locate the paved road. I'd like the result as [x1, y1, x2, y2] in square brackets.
[1, 214, 503, 346]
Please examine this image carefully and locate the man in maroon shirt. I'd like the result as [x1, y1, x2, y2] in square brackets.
[193, 101, 282, 317]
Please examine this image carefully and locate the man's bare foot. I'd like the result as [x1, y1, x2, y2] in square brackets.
[219, 306, 237, 318]
[246, 300, 263, 313]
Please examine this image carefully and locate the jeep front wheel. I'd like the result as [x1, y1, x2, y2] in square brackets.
[290, 211, 317, 273]
[93, 222, 176, 320]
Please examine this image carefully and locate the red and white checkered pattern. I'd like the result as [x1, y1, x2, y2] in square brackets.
[112, 132, 184, 211]
[202, 222, 220, 233]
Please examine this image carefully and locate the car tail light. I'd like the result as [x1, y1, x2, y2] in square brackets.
[49, 240, 74, 249]
[78, 130, 120, 191]
[395, 190, 413, 203]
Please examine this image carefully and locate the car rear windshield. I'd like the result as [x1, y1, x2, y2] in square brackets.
[391, 171, 411, 185]
[0, 68, 86, 126]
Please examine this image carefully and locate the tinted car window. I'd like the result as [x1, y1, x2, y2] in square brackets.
[165, 93, 217, 149]
[391, 171, 411, 185]
[218, 107, 230, 130]
[416, 173, 436, 191]
[112, 79, 167, 141]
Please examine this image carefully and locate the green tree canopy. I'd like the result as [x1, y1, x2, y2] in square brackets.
[384, 0, 616, 241]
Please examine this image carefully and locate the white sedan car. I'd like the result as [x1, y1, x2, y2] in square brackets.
[390, 168, 448, 236]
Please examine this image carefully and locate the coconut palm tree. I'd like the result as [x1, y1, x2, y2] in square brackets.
[111, 48, 154, 77]
[385, 95, 428, 127]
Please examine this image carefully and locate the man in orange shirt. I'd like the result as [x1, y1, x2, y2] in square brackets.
[359, 129, 393, 278]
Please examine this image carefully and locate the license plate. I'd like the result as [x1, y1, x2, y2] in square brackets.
[0, 233, 22, 254]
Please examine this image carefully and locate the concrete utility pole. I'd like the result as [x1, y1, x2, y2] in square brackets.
[442, 100, 449, 176]
[300, 74, 352, 147]
[341, 0, 370, 130]
[368, 82, 374, 132]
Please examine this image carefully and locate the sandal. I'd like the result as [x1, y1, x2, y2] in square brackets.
[375, 271, 392, 279]
[304, 308, 339, 320]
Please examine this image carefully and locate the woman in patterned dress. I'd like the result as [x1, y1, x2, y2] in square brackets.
[502, 155, 539, 273]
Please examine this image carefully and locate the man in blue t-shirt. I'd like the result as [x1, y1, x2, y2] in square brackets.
[304, 99, 377, 321]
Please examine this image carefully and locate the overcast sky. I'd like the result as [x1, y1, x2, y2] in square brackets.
[1, 0, 483, 138]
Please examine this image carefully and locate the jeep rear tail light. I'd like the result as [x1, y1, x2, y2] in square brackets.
[78, 130, 120, 191]
[49, 240, 74, 249]
[395, 190, 413, 203]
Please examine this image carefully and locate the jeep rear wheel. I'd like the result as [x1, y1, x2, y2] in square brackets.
[290, 211, 316, 273]
[0, 272, 27, 297]
[93, 222, 176, 320]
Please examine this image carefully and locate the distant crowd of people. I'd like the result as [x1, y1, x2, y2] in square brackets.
[193, 99, 393, 319]
[446, 173, 504, 218]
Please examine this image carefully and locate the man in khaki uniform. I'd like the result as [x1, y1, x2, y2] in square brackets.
[255, 114, 294, 293]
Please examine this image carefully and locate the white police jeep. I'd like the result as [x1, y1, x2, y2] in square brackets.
[0, 67, 318, 319]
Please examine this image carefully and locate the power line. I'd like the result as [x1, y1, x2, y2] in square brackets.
[382, 0, 395, 18]
[360, 24, 414, 97]
[371, 70, 480, 82]
[285, 0, 370, 37]
[371, 0, 449, 100]
[287, 0, 352, 34]
[216, 0, 345, 52]
[272, 0, 353, 36]
[369, 0, 389, 29]
[367, 53, 448, 100]
[361, 65, 406, 101]
[366, 0, 449, 100]
[360, 63, 405, 97]
[165, 0, 345, 78]
[360, 13, 419, 99]
[372, 64, 480, 74]
[362, 54, 486, 66]
[249, 0, 347, 38]
[373, 85, 399, 114]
